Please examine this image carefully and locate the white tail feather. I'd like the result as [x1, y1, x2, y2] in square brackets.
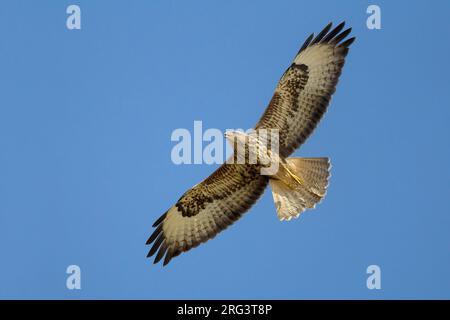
[270, 157, 331, 221]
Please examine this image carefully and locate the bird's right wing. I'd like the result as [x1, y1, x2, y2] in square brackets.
[146, 163, 268, 266]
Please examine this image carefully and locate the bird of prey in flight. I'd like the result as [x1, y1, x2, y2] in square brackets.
[146, 22, 355, 266]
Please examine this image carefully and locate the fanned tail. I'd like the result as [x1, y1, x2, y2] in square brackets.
[270, 157, 331, 221]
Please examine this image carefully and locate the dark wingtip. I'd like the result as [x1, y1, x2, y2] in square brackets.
[322, 21, 345, 43]
[323, 22, 333, 32]
[298, 33, 314, 54]
[311, 22, 333, 45]
[298, 21, 354, 55]
[332, 27, 352, 45]
[154, 243, 168, 264]
[147, 233, 164, 257]
[152, 211, 167, 227]
[163, 248, 174, 266]
[336, 21, 346, 29]
[339, 36, 356, 48]
[146, 224, 162, 245]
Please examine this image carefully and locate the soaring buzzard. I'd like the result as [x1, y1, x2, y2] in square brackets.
[147, 22, 355, 266]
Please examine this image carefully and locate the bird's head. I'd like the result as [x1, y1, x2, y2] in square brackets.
[224, 130, 248, 147]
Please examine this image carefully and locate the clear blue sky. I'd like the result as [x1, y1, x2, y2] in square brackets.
[1, 1, 449, 299]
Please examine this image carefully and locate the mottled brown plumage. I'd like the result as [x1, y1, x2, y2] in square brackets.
[147, 22, 355, 266]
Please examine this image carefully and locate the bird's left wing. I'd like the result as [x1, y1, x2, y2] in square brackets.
[255, 22, 355, 157]
[146, 163, 268, 266]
